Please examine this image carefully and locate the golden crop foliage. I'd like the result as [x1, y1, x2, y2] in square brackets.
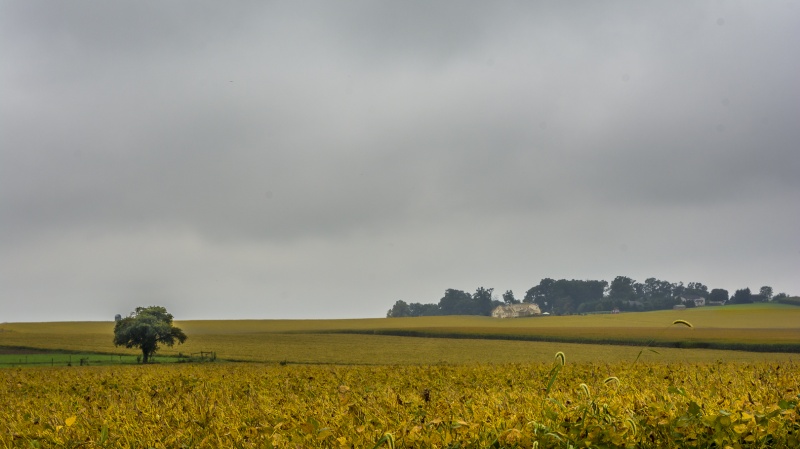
[2, 361, 799, 448]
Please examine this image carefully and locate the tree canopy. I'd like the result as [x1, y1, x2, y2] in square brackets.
[113, 306, 187, 363]
[731, 288, 753, 304]
[709, 288, 729, 303]
[502, 290, 520, 305]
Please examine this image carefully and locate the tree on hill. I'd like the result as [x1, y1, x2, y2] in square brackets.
[386, 300, 412, 317]
[473, 287, 495, 316]
[524, 278, 556, 308]
[708, 288, 729, 303]
[685, 282, 709, 298]
[386, 300, 441, 317]
[113, 306, 187, 363]
[502, 290, 520, 305]
[731, 288, 753, 304]
[642, 277, 673, 300]
[409, 302, 440, 316]
[607, 276, 638, 302]
[524, 278, 607, 315]
[438, 288, 476, 315]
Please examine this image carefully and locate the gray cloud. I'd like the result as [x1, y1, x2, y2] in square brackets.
[2, 1, 799, 321]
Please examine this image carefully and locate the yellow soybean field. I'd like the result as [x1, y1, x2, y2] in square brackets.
[2, 361, 799, 448]
[3, 305, 800, 446]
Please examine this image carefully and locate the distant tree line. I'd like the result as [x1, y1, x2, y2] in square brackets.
[386, 276, 788, 317]
[387, 287, 500, 318]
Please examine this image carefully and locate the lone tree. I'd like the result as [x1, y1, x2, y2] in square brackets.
[113, 306, 187, 363]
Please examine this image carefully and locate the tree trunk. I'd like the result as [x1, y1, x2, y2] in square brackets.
[142, 349, 149, 364]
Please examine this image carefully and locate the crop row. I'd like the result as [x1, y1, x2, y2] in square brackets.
[2, 361, 799, 448]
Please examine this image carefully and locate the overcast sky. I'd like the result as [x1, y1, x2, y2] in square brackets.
[2, 1, 799, 322]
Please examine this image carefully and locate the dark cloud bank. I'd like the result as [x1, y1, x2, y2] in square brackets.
[1, 2, 798, 322]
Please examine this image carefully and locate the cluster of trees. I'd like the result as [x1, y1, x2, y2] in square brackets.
[729, 286, 791, 304]
[387, 276, 786, 318]
[387, 287, 500, 318]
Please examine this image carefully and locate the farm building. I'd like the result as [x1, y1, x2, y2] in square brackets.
[491, 303, 541, 318]
[679, 294, 706, 307]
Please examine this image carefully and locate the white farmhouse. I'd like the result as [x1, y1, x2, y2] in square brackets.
[679, 294, 706, 307]
[491, 303, 542, 318]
